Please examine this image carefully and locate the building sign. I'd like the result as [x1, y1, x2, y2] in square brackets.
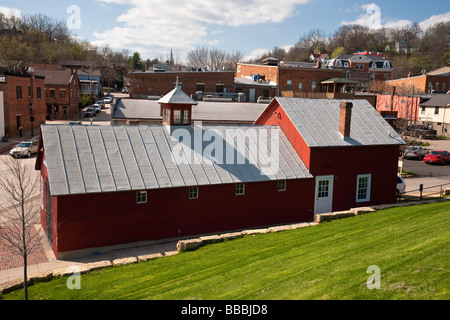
[0, 75, 5, 83]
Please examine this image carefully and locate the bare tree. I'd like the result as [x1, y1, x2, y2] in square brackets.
[296, 29, 327, 56]
[187, 46, 244, 71]
[0, 156, 43, 300]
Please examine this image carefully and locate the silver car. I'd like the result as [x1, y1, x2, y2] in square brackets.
[404, 146, 429, 160]
[9, 140, 39, 158]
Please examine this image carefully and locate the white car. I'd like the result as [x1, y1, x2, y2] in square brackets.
[96, 100, 105, 109]
[397, 176, 406, 197]
[104, 96, 113, 104]
[93, 104, 101, 113]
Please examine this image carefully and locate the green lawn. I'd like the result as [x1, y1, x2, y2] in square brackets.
[2, 201, 449, 300]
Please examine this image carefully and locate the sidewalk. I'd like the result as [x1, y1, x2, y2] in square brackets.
[0, 234, 178, 287]
[0, 129, 39, 155]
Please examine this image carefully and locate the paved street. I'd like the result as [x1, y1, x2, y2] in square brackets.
[401, 138, 450, 195]
[0, 97, 118, 273]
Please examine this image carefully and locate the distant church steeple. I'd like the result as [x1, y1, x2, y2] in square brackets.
[170, 48, 174, 66]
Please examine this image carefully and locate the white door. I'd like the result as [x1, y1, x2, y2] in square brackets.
[249, 88, 256, 102]
[314, 175, 334, 214]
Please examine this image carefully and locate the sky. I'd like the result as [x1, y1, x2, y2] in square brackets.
[1, 0, 449, 63]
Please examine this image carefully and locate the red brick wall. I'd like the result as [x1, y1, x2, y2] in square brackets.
[385, 74, 450, 93]
[278, 67, 343, 92]
[1, 74, 46, 137]
[45, 71, 81, 120]
[236, 63, 279, 84]
[129, 71, 235, 97]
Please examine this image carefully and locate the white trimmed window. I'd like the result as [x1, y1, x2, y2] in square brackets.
[356, 174, 371, 202]
[173, 110, 190, 124]
[189, 187, 198, 199]
[236, 184, 245, 196]
[163, 109, 170, 123]
[137, 191, 147, 204]
[278, 180, 286, 192]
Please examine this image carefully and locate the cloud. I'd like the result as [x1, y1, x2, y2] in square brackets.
[419, 11, 450, 30]
[383, 19, 413, 29]
[211, 29, 225, 35]
[0, 5, 21, 18]
[208, 39, 221, 46]
[93, 0, 308, 59]
[341, 3, 382, 29]
[341, 4, 450, 31]
[243, 48, 270, 61]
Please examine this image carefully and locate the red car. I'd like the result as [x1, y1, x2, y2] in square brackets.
[423, 150, 450, 165]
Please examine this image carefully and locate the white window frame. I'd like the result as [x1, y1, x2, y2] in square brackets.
[163, 109, 170, 123]
[286, 80, 292, 91]
[236, 183, 245, 196]
[356, 174, 371, 202]
[173, 110, 190, 124]
[189, 187, 198, 199]
[278, 180, 286, 192]
[137, 191, 147, 204]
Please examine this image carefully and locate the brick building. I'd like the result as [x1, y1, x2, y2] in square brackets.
[0, 70, 46, 138]
[34, 68, 82, 120]
[236, 58, 343, 96]
[326, 52, 394, 88]
[387, 66, 450, 94]
[128, 71, 235, 98]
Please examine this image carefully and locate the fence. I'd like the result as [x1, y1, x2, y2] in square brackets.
[398, 182, 450, 202]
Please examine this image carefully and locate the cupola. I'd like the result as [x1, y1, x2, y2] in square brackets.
[158, 77, 198, 127]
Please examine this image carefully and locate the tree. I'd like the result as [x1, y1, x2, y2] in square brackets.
[0, 156, 43, 300]
[296, 29, 327, 56]
[330, 46, 346, 59]
[0, 36, 33, 70]
[129, 51, 144, 71]
[187, 46, 244, 71]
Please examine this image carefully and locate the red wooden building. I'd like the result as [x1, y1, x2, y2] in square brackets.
[36, 86, 404, 258]
[255, 98, 405, 213]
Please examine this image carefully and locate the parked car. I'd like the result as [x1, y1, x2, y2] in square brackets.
[9, 140, 39, 158]
[405, 124, 437, 139]
[96, 100, 105, 109]
[93, 103, 101, 113]
[104, 96, 113, 104]
[397, 176, 406, 197]
[423, 150, 450, 165]
[122, 87, 129, 94]
[85, 108, 96, 118]
[404, 146, 429, 160]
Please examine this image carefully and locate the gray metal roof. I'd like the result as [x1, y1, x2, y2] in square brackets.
[41, 124, 312, 196]
[419, 94, 450, 107]
[275, 98, 405, 148]
[113, 99, 267, 123]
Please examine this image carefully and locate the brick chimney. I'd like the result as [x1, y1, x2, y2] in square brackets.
[339, 102, 353, 138]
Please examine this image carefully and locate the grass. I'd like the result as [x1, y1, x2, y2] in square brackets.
[1, 202, 449, 300]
